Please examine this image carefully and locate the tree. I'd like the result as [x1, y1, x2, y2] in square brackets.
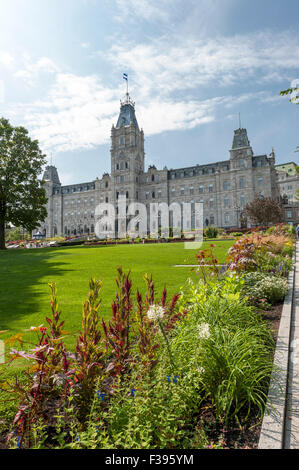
[280, 86, 299, 153]
[244, 196, 283, 226]
[0, 118, 47, 250]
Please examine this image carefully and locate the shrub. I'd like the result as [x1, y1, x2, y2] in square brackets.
[204, 226, 218, 239]
[227, 230, 294, 274]
[2, 269, 184, 448]
[173, 277, 275, 424]
[243, 272, 289, 305]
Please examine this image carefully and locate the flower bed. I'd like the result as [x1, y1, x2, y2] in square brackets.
[0, 224, 294, 449]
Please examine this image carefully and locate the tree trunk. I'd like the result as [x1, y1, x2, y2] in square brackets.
[0, 216, 6, 250]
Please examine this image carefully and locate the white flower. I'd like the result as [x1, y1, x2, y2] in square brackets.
[147, 305, 165, 321]
[197, 322, 210, 339]
[198, 367, 205, 374]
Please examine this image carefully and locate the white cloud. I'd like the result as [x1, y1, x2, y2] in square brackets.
[6, 29, 299, 154]
[81, 42, 91, 49]
[0, 51, 14, 68]
[10, 73, 120, 152]
[14, 56, 60, 86]
[114, 0, 170, 22]
[108, 31, 299, 97]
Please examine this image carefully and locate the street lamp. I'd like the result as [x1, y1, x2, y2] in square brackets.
[233, 204, 241, 228]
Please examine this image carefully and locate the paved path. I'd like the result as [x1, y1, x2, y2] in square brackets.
[284, 241, 299, 448]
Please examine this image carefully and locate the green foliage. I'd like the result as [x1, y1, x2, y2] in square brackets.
[204, 226, 218, 239]
[6, 227, 28, 242]
[0, 241, 234, 351]
[243, 272, 289, 306]
[244, 197, 283, 226]
[227, 229, 294, 276]
[0, 118, 47, 250]
[0, 241, 278, 448]
[173, 277, 275, 424]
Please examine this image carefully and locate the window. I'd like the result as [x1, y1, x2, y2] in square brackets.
[180, 172, 184, 178]
[152, 192, 155, 199]
[209, 184, 213, 193]
[240, 177, 245, 189]
[210, 198, 214, 208]
[171, 187, 175, 195]
[145, 192, 149, 200]
[225, 214, 230, 225]
[199, 185, 203, 194]
[120, 137, 124, 145]
[240, 195, 246, 208]
[180, 187, 185, 195]
[224, 197, 229, 208]
[158, 190, 162, 198]
[286, 211, 292, 219]
[210, 215, 215, 225]
[190, 186, 194, 195]
[257, 177, 263, 188]
[151, 174, 155, 182]
[223, 181, 229, 191]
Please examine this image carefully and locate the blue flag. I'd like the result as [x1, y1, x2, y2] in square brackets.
[123, 73, 128, 81]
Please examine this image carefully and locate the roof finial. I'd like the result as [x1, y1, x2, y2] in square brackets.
[238, 112, 242, 129]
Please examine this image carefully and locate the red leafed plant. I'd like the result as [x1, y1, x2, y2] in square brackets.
[195, 244, 220, 282]
[7, 283, 71, 447]
[74, 278, 105, 422]
[102, 267, 133, 378]
[1, 268, 186, 448]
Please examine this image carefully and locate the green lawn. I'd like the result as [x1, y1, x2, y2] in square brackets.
[0, 240, 233, 348]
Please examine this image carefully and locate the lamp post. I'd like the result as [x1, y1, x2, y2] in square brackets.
[233, 204, 241, 228]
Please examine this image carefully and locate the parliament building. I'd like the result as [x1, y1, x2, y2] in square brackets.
[38, 92, 299, 238]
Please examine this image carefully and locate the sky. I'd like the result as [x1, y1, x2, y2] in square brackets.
[0, 0, 298, 185]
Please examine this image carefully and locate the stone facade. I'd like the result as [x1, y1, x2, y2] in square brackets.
[37, 93, 298, 238]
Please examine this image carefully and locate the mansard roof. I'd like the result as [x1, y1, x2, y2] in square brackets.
[168, 161, 230, 179]
[232, 128, 251, 149]
[116, 94, 139, 130]
[43, 165, 61, 185]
